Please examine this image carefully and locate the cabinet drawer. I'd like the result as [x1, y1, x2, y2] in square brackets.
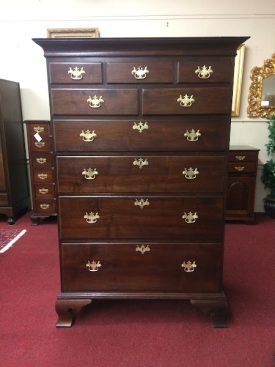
[35, 200, 56, 214]
[32, 153, 54, 168]
[178, 57, 234, 83]
[228, 162, 257, 174]
[51, 89, 138, 115]
[228, 151, 258, 163]
[106, 61, 174, 83]
[34, 184, 55, 199]
[59, 196, 224, 241]
[142, 87, 231, 115]
[57, 155, 225, 194]
[61, 242, 223, 292]
[28, 124, 52, 152]
[33, 169, 54, 183]
[49, 62, 102, 84]
[53, 117, 230, 152]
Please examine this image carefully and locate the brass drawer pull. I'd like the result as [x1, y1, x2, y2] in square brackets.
[68, 66, 86, 80]
[182, 212, 198, 224]
[38, 188, 49, 194]
[234, 166, 245, 172]
[37, 173, 48, 180]
[182, 167, 199, 180]
[181, 261, 197, 272]
[184, 129, 201, 142]
[35, 142, 45, 148]
[82, 168, 99, 180]
[131, 66, 149, 80]
[87, 95, 104, 109]
[134, 198, 150, 209]
[84, 211, 100, 224]
[132, 121, 149, 133]
[235, 155, 246, 161]
[80, 129, 97, 142]
[177, 94, 195, 107]
[36, 157, 47, 164]
[133, 158, 149, 169]
[86, 260, 102, 272]
[40, 203, 50, 210]
[136, 244, 151, 254]
[195, 65, 213, 79]
[33, 126, 45, 134]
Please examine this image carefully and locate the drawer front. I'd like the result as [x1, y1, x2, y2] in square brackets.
[106, 61, 174, 83]
[228, 162, 257, 174]
[53, 117, 230, 152]
[61, 243, 223, 292]
[49, 62, 102, 84]
[178, 58, 234, 83]
[51, 89, 138, 115]
[59, 196, 224, 241]
[35, 200, 56, 214]
[34, 184, 55, 199]
[142, 87, 231, 115]
[32, 153, 54, 168]
[33, 169, 54, 183]
[228, 151, 258, 163]
[57, 155, 225, 193]
[28, 124, 51, 152]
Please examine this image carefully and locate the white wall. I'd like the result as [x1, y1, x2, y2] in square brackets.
[0, 0, 274, 211]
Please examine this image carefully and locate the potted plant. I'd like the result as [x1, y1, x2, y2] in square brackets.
[262, 114, 275, 218]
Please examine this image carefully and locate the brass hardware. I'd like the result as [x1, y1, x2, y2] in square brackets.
[37, 173, 48, 180]
[40, 203, 50, 210]
[131, 66, 149, 80]
[86, 260, 102, 272]
[134, 198, 150, 209]
[132, 121, 149, 133]
[33, 126, 45, 134]
[182, 167, 199, 180]
[181, 261, 197, 272]
[82, 168, 99, 180]
[38, 188, 49, 194]
[195, 65, 213, 79]
[177, 94, 195, 107]
[136, 244, 151, 254]
[182, 212, 198, 224]
[87, 95, 104, 109]
[235, 155, 246, 161]
[184, 129, 201, 142]
[234, 166, 245, 171]
[36, 157, 47, 164]
[84, 212, 100, 224]
[133, 158, 149, 169]
[68, 66, 86, 80]
[35, 142, 45, 148]
[80, 129, 97, 142]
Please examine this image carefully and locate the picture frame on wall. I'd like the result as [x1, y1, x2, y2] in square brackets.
[232, 44, 246, 117]
[47, 28, 100, 38]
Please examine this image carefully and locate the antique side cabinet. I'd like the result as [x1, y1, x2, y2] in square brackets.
[34, 37, 248, 327]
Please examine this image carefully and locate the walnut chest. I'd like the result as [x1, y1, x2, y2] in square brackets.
[34, 37, 248, 327]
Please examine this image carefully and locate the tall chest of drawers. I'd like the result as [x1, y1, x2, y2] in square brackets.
[34, 37, 248, 327]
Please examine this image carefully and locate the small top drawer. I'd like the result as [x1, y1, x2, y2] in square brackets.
[27, 122, 52, 152]
[49, 63, 102, 84]
[106, 61, 174, 83]
[178, 57, 234, 83]
[228, 150, 259, 163]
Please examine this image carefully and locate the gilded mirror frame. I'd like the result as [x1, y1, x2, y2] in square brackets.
[232, 44, 246, 117]
[247, 53, 275, 118]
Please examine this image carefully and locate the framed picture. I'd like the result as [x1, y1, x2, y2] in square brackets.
[232, 44, 246, 117]
[47, 28, 100, 38]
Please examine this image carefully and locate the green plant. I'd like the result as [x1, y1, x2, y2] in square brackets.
[262, 114, 275, 198]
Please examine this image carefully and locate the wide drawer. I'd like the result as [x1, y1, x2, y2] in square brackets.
[53, 116, 230, 152]
[33, 169, 54, 183]
[57, 155, 225, 193]
[34, 184, 55, 199]
[142, 87, 231, 115]
[106, 61, 174, 83]
[49, 62, 102, 84]
[61, 242, 223, 292]
[51, 89, 138, 115]
[228, 162, 257, 174]
[58, 196, 224, 241]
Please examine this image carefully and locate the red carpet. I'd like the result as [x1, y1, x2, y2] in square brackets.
[0, 213, 274, 367]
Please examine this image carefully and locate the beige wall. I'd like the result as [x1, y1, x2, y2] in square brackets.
[0, 0, 274, 211]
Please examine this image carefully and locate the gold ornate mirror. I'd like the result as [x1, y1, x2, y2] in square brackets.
[247, 54, 275, 118]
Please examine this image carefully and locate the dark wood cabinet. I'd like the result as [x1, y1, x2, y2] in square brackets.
[34, 36, 248, 327]
[0, 79, 30, 224]
[25, 120, 57, 224]
[226, 145, 259, 222]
